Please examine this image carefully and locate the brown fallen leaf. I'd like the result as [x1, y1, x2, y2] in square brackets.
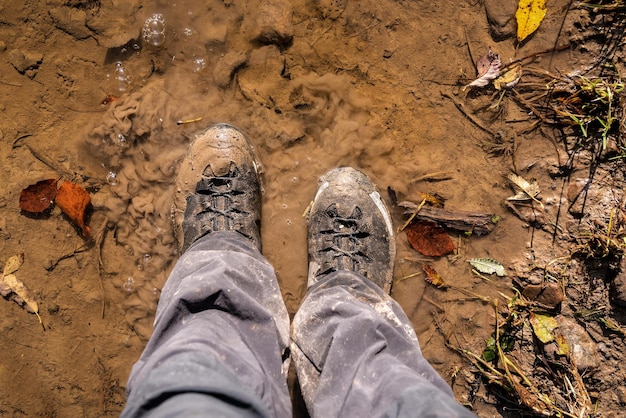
[464, 50, 501, 90]
[3, 253, 24, 276]
[1, 254, 42, 324]
[406, 220, 456, 257]
[423, 264, 447, 288]
[55, 181, 92, 238]
[1, 273, 41, 323]
[418, 192, 446, 208]
[19, 178, 58, 213]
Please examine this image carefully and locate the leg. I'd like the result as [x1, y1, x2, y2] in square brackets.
[292, 167, 476, 417]
[123, 231, 291, 418]
[122, 124, 291, 417]
[293, 271, 474, 417]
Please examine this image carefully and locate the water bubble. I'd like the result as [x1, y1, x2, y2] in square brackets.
[108, 62, 134, 94]
[182, 27, 194, 37]
[142, 14, 166, 47]
[115, 133, 128, 146]
[143, 253, 152, 263]
[290, 176, 299, 184]
[136, 262, 144, 271]
[191, 57, 206, 73]
[123, 277, 135, 293]
[281, 203, 288, 209]
[106, 171, 119, 186]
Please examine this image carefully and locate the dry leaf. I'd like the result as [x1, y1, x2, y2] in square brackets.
[423, 264, 447, 288]
[516, 0, 547, 42]
[19, 178, 58, 213]
[468, 257, 506, 276]
[555, 334, 569, 356]
[418, 192, 445, 208]
[465, 51, 501, 89]
[529, 312, 558, 344]
[494, 63, 523, 90]
[406, 220, 456, 257]
[1, 273, 42, 323]
[507, 173, 542, 207]
[3, 253, 24, 276]
[55, 181, 92, 238]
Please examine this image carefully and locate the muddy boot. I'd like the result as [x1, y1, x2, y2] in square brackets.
[307, 167, 396, 293]
[172, 124, 262, 253]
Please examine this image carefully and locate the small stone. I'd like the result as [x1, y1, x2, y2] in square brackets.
[8, 49, 43, 74]
[484, 0, 517, 40]
[49, 7, 92, 40]
[522, 282, 564, 310]
[567, 178, 590, 215]
[0, 40, 6, 52]
[213, 51, 248, 88]
[557, 316, 599, 372]
[251, 0, 293, 46]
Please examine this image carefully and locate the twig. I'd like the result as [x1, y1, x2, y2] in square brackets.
[399, 198, 426, 232]
[411, 171, 454, 183]
[46, 242, 93, 271]
[94, 218, 109, 318]
[441, 92, 496, 136]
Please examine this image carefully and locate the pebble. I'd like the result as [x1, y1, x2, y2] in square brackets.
[8, 49, 43, 74]
[251, 0, 293, 46]
[212, 51, 248, 88]
[483, 0, 517, 40]
[557, 316, 599, 372]
[48, 7, 92, 40]
[522, 282, 564, 310]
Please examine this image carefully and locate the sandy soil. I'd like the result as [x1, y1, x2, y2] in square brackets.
[1, 0, 625, 416]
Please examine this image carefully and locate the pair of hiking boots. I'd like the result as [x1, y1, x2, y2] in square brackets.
[172, 124, 396, 293]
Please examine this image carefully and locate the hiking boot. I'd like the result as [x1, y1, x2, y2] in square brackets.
[307, 167, 396, 293]
[172, 124, 262, 253]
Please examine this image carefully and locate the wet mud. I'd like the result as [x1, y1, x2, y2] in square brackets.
[1, 0, 625, 416]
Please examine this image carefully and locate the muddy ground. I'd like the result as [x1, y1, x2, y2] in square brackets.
[1, 0, 625, 416]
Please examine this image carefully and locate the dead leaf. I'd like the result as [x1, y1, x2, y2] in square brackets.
[468, 257, 506, 276]
[516, 0, 547, 42]
[506, 173, 543, 207]
[555, 334, 569, 356]
[423, 264, 447, 288]
[1, 273, 42, 323]
[55, 181, 92, 238]
[3, 253, 24, 276]
[19, 178, 58, 213]
[465, 50, 501, 89]
[406, 220, 456, 257]
[418, 192, 445, 208]
[529, 311, 558, 344]
[494, 63, 523, 90]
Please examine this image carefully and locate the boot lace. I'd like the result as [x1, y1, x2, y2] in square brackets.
[318, 203, 371, 275]
[195, 162, 248, 234]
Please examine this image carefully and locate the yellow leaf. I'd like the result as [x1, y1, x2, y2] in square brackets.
[516, 0, 547, 42]
[529, 311, 558, 343]
[3, 253, 24, 276]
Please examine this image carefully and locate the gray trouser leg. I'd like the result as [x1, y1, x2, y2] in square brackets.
[122, 231, 291, 418]
[291, 271, 477, 418]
